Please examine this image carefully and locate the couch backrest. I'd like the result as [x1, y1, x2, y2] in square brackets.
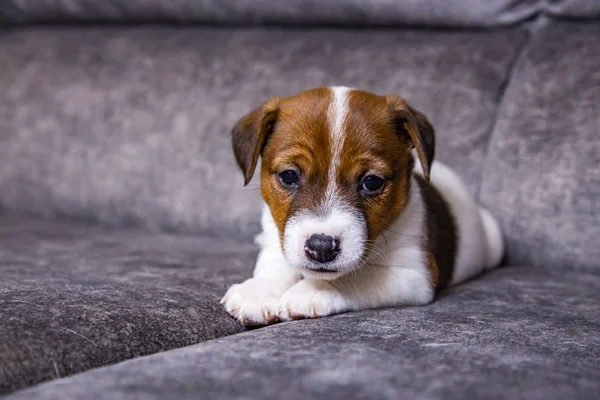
[1, 0, 542, 27]
[480, 18, 600, 272]
[4, 1, 599, 27]
[0, 26, 526, 238]
[546, 0, 600, 18]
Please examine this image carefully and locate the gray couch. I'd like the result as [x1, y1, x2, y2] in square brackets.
[1, 1, 599, 399]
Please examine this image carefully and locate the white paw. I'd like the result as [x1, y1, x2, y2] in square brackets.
[278, 279, 350, 321]
[221, 278, 280, 326]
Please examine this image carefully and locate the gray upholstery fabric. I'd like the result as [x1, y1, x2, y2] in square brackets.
[0, 0, 542, 27]
[7, 267, 600, 400]
[0, 214, 254, 394]
[0, 27, 526, 237]
[480, 20, 600, 273]
[546, 0, 600, 18]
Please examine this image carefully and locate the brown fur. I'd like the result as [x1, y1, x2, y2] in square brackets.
[385, 94, 436, 181]
[231, 87, 438, 257]
[338, 91, 414, 241]
[415, 175, 458, 290]
[232, 97, 282, 185]
[259, 88, 332, 237]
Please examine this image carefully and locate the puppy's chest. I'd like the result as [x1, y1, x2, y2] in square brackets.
[373, 176, 458, 290]
[415, 176, 458, 289]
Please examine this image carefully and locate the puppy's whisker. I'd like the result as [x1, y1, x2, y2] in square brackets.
[363, 245, 386, 262]
[384, 249, 428, 262]
[370, 263, 416, 269]
[366, 252, 386, 263]
[366, 242, 387, 257]
[383, 229, 422, 239]
[378, 255, 425, 264]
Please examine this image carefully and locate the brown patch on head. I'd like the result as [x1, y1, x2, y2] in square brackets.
[331, 90, 436, 245]
[231, 87, 436, 255]
[334, 90, 415, 242]
[259, 88, 333, 236]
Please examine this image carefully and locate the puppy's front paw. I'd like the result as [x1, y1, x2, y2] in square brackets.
[278, 279, 350, 321]
[221, 278, 280, 326]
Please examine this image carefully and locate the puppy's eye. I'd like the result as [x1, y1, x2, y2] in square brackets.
[278, 170, 299, 188]
[360, 175, 385, 195]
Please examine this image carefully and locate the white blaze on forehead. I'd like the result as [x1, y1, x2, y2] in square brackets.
[280, 86, 366, 277]
[325, 86, 351, 208]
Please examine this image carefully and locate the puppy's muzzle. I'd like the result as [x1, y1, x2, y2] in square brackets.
[304, 234, 340, 263]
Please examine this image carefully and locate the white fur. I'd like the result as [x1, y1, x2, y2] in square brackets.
[278, 177, 434, 321]
[223, 162, 504, 325]
[479, 207, 505, 269]
[413, 161, 504, 284]
[222, 87, 504, 326]
[282, 86, 365, 280]
[283, 207, 366, 280]
[224, 177, 435, 325]
[324, 86, 350, 206]
[221, 205, 302, 325]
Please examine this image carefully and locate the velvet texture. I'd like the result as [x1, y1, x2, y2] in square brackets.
[0, 214, 251, 394]
[1, 7, 599, 398]
[481, 20, 600, 273]
[6, 267, 600, 400]
[0, 27, 526, 237]
[0, 0, 542, 27]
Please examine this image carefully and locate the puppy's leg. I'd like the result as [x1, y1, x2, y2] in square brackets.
[278, 247, 434, 320]
[222, 244, 301, 326]
[222, 205, 302, 326]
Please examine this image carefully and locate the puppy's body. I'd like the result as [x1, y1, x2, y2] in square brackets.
[222, 87, 503, 325]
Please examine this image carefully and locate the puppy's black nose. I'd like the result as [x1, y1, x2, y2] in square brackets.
[304, 234, 340, 263]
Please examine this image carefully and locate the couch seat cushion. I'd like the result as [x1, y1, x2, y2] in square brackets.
[0, 214, 255, 394]
[6, 266, 600, 400]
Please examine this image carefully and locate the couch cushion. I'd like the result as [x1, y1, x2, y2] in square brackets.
[480, 20, 600, 272]
[546, 0, 600, 18]
[6, 266, 600, 400]
[0, 214, 256, 394]
[0, 0, 542, 27]
[0, 27, 526, 237]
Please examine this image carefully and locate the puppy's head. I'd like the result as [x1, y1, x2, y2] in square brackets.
[232, 87, 434, 279]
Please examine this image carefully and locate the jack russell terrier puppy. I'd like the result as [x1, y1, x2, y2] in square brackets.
[221, 87, 504, 326]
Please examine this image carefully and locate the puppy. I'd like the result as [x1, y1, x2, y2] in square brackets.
[221, 87, 504, 326]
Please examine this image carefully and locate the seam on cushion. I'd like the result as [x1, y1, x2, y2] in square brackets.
[474, 20, 542, 202]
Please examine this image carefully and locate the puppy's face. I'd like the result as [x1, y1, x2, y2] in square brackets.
[233, 87, 434, 279]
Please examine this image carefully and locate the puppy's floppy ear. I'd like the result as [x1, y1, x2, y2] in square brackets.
[231, 97, 282, 186]
[385, 94, 435, 181]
